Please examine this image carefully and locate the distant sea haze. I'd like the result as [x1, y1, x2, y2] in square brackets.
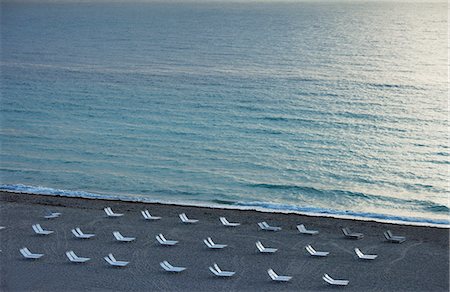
[1, 1, 448, 225]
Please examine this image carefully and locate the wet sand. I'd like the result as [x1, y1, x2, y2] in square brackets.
[0, 191, 448, 291]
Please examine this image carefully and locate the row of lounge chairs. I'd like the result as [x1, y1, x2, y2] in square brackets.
[108, 208, 407, 243]
[18, 247, 348, 285]
[46, 208, 407, 240]
[33, 219, 406, 244]
[25, 225, 379, 259]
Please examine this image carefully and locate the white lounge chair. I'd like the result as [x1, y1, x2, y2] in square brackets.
[297, 224, 319, 235]
[179, 213, 198, 224]
[104, 207, 123, 217]
[141, 210, 161, 220]
[20, 247, 43, 259]
[66, 250, 90, 263]
[32, 224, 54, 235]
[267, 269, 292, 282]
[160, 260, 186, 272]
[203, 237, 227, 249]
[323, 273, 349, 286]
[104, 253, 129, 267]
[44, 211, 61, 219]
[384, 230, 406, 243]
[156, 233, 178, 246]
[354, 248, 377, 260]
[71, 227, 95, 239]
[258, 221, 281, 231]
[305, 245, 329, 257]
[256, 241, 277, 253]
[0, 226, 5, 230]
[342, 227, 364, 239]
[219, 217, 240, 227]
[113, 231, 135, 242]
[208, 263, 235, 277]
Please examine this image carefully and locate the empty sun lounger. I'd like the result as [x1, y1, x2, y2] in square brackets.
[44, 211, 61, 219]
[104, 253, 129, 267]
[156, 233, 178, 246]
[160, 260, 186, 272]
[268, 269, 292, 282]
[113, 231, 135, 242]
[209, 263, 235, 277]
[354, 248, 377, 260]
[71, 227, 95, 239]
[32, 224, 54, 235]
[203, 237, 227, 249]
[104, 207, 123, 217]
[297, 224, 319, 235]
[384, 230, 406, 243]
[258, 221, 281, 231]
[141, 210, 161, 220]
[256, 241, 277, 253]
[66, 250, 90, 263]
[0, 226, 5, 230]
[342, 227, 364, 239]
[305, 244, 329, 257]
[219, 217, 240, 227]
[323, 273, 349, 286]
[179, 213, 198, 224]
[20, 247, 44, 259]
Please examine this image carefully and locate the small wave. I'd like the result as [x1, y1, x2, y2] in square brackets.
[247, 182, 449, 214]
[1, 184, 449, 227]
[231, 201, 449, 226]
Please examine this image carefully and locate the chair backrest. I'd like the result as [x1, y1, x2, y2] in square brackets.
[383, 231, 390, 240]
[256, 241, 264, 251]
[386, 230, 394, 237]
[32, 225, 40, 233]
[355, 248, 363, 257]
[342, 228, 350, 235]
[298, 224, 306, 232]
[160, 262, 169, 270]
[209, 266, 219, 276]
[156, 235, 164, 244]
[113, 232, 122, 240]
[69, 251, 79, 259]
[108, 253, 116, 262]
[105, 256, 114, 265]
[159, 234, 166, 241]
[323, 274, 333, 284]
[20, 249, 30, 257]
[268, 269, 278, 279]
[66, 251, 74, 261]
[213, 263, 222, 273]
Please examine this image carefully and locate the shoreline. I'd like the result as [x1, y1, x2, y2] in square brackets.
[1, 190, 448, 291]
[1, 187, 448, 228]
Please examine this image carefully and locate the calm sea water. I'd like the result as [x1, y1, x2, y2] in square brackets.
[1, 1, 448, 225]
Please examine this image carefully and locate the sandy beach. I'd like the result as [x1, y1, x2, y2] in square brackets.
[0, 191, 448, 291]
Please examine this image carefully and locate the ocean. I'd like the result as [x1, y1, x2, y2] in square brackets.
[1, 1, 448, 225]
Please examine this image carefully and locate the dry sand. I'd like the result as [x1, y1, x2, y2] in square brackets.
[0, 191, 448, 291]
